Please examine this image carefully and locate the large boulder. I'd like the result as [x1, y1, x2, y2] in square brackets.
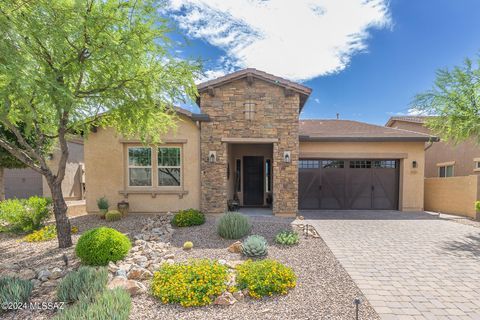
[108, 277, 147, 296]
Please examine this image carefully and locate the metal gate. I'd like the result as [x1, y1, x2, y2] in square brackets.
[299, 159, 399, 210]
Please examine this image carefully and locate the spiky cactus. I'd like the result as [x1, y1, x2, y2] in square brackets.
[242, 235, 268, 257]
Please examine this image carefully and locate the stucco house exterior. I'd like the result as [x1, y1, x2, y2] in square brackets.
[386, 116, 480, 219]
[85, 69, 435, 216]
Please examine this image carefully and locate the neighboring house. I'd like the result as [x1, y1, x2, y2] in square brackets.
[5, 139, 85, 200]
[386, 116, 480, 219]
[386, 116, 480, 177]
[85, 69, 434, 216]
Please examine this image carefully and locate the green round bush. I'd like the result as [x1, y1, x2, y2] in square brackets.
[75, 227, 131, 266]
[171, 209, 205, 227]
[105, 210, 122, 222]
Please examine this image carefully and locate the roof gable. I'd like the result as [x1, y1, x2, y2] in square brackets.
[196, 68, 312, 109]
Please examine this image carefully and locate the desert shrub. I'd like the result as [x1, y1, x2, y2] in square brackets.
[0, 276, 33, 313]
[96, 197, 109, 210]
[476, 201, 480, 212]
[57, 267, 108, 303]
[75, 227, 131, 266]
[54, 288, 131, 320]
[151, 259, 228, 307]
[0, 196, 52, 233]
[275, 230, 299, 246]
[171, 209, 205, 227]
[242, 235, 268, 257]
[23, 225, 78, 242]
[217, 212, 251, 239]
[105, 210, 122, 222]
[236, 259, 296, 299]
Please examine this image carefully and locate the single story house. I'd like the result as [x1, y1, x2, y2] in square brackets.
[85, 69, 436, 216]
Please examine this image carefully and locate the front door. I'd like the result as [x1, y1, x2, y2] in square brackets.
[243, 156, 264, 206]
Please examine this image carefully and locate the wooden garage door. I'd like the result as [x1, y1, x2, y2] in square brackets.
[299, 159, 399, 210]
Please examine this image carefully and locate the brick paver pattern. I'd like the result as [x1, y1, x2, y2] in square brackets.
[301, 211, 480, 320]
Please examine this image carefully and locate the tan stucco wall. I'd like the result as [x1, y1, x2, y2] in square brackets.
[425, 175, 480, 219]
[299, 141, 426, 211]
[43, 141, 84, 200]
[84, 115, 200, 213]
[389, 120, 480, 177]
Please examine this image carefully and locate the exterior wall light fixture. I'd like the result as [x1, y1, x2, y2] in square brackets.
[209, 151, 216, 163]
[412, 160, 417, 168]
[283, 151, 291, 163]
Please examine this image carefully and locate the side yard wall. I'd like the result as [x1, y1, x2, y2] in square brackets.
[424, 175, 480, 219]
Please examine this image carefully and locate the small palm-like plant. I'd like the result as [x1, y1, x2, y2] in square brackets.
[217, 212, 251, 239]
[242, 235, 268, 257]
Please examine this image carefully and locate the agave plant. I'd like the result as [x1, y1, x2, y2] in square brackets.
[242, 235, 268, 257]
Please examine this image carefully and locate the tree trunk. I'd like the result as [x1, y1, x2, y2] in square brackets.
[48, 180, 72, 248]
[0, 167, 5, 201]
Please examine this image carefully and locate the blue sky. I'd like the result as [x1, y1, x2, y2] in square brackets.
[164, 0, 480, 125]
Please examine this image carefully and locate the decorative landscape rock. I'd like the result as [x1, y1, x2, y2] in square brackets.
[232, 291, 245, 302]
[37, 269, 52, 282]
[108, 276, 147, 296]
[18, 268, 36, 280]
[49, 267, 63, 280]
[228, 241, 243, 253]
[214, 291, 237, 305]
[127, 266, 153, 281]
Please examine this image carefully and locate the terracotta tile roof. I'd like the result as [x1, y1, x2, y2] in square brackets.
[300, 119, 438, 142]
[196, 68, 312, 109]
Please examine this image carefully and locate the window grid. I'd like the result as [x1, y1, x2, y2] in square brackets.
[128, 147, 152, 187]
[299, 160, 320, 169]
[158, 147, 181, 187]
[321, 160, 344, 168]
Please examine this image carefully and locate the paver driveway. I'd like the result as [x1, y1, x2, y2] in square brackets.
[300, 211, 480, 320]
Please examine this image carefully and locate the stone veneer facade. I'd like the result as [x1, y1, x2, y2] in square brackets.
[199, 78, 300, 216]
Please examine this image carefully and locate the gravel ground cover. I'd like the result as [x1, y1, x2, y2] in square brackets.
[0, 213, 379, 320]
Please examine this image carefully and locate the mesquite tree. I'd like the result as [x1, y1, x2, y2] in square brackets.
[0, 0, 199, 248]
[413, 56, 480, 143]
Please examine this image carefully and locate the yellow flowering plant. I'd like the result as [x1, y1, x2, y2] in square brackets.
[150, 259, 229, 307]
[23, 225, 78, 242]
[235, 259, 296, 299]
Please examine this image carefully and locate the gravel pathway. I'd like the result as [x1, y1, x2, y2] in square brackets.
[0, 214, 378, 320]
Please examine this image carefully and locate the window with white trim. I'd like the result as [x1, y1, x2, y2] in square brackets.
[158, 147, 181, 186]
[128, 147, 152, 186]
[439, 165, 454, 178]
[474, 160, 480, 171]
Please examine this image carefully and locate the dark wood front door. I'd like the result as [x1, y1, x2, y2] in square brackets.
[243, 156, 264, 206]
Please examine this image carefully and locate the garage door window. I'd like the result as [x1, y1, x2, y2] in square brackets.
[373, 160, 397, 168]
[350, 160, 372, 168]
[299, 160, 320, 169]
[321, 160, 344, 168]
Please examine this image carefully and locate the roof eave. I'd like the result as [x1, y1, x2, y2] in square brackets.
[299, 135, 439, 142]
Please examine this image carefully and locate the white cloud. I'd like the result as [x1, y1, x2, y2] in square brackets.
[314, 98, 320, 104]
[165, 0, 391, 81]
[388, 107, 431, 116]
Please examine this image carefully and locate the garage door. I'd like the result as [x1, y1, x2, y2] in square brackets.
[299, 159, 399, 210]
